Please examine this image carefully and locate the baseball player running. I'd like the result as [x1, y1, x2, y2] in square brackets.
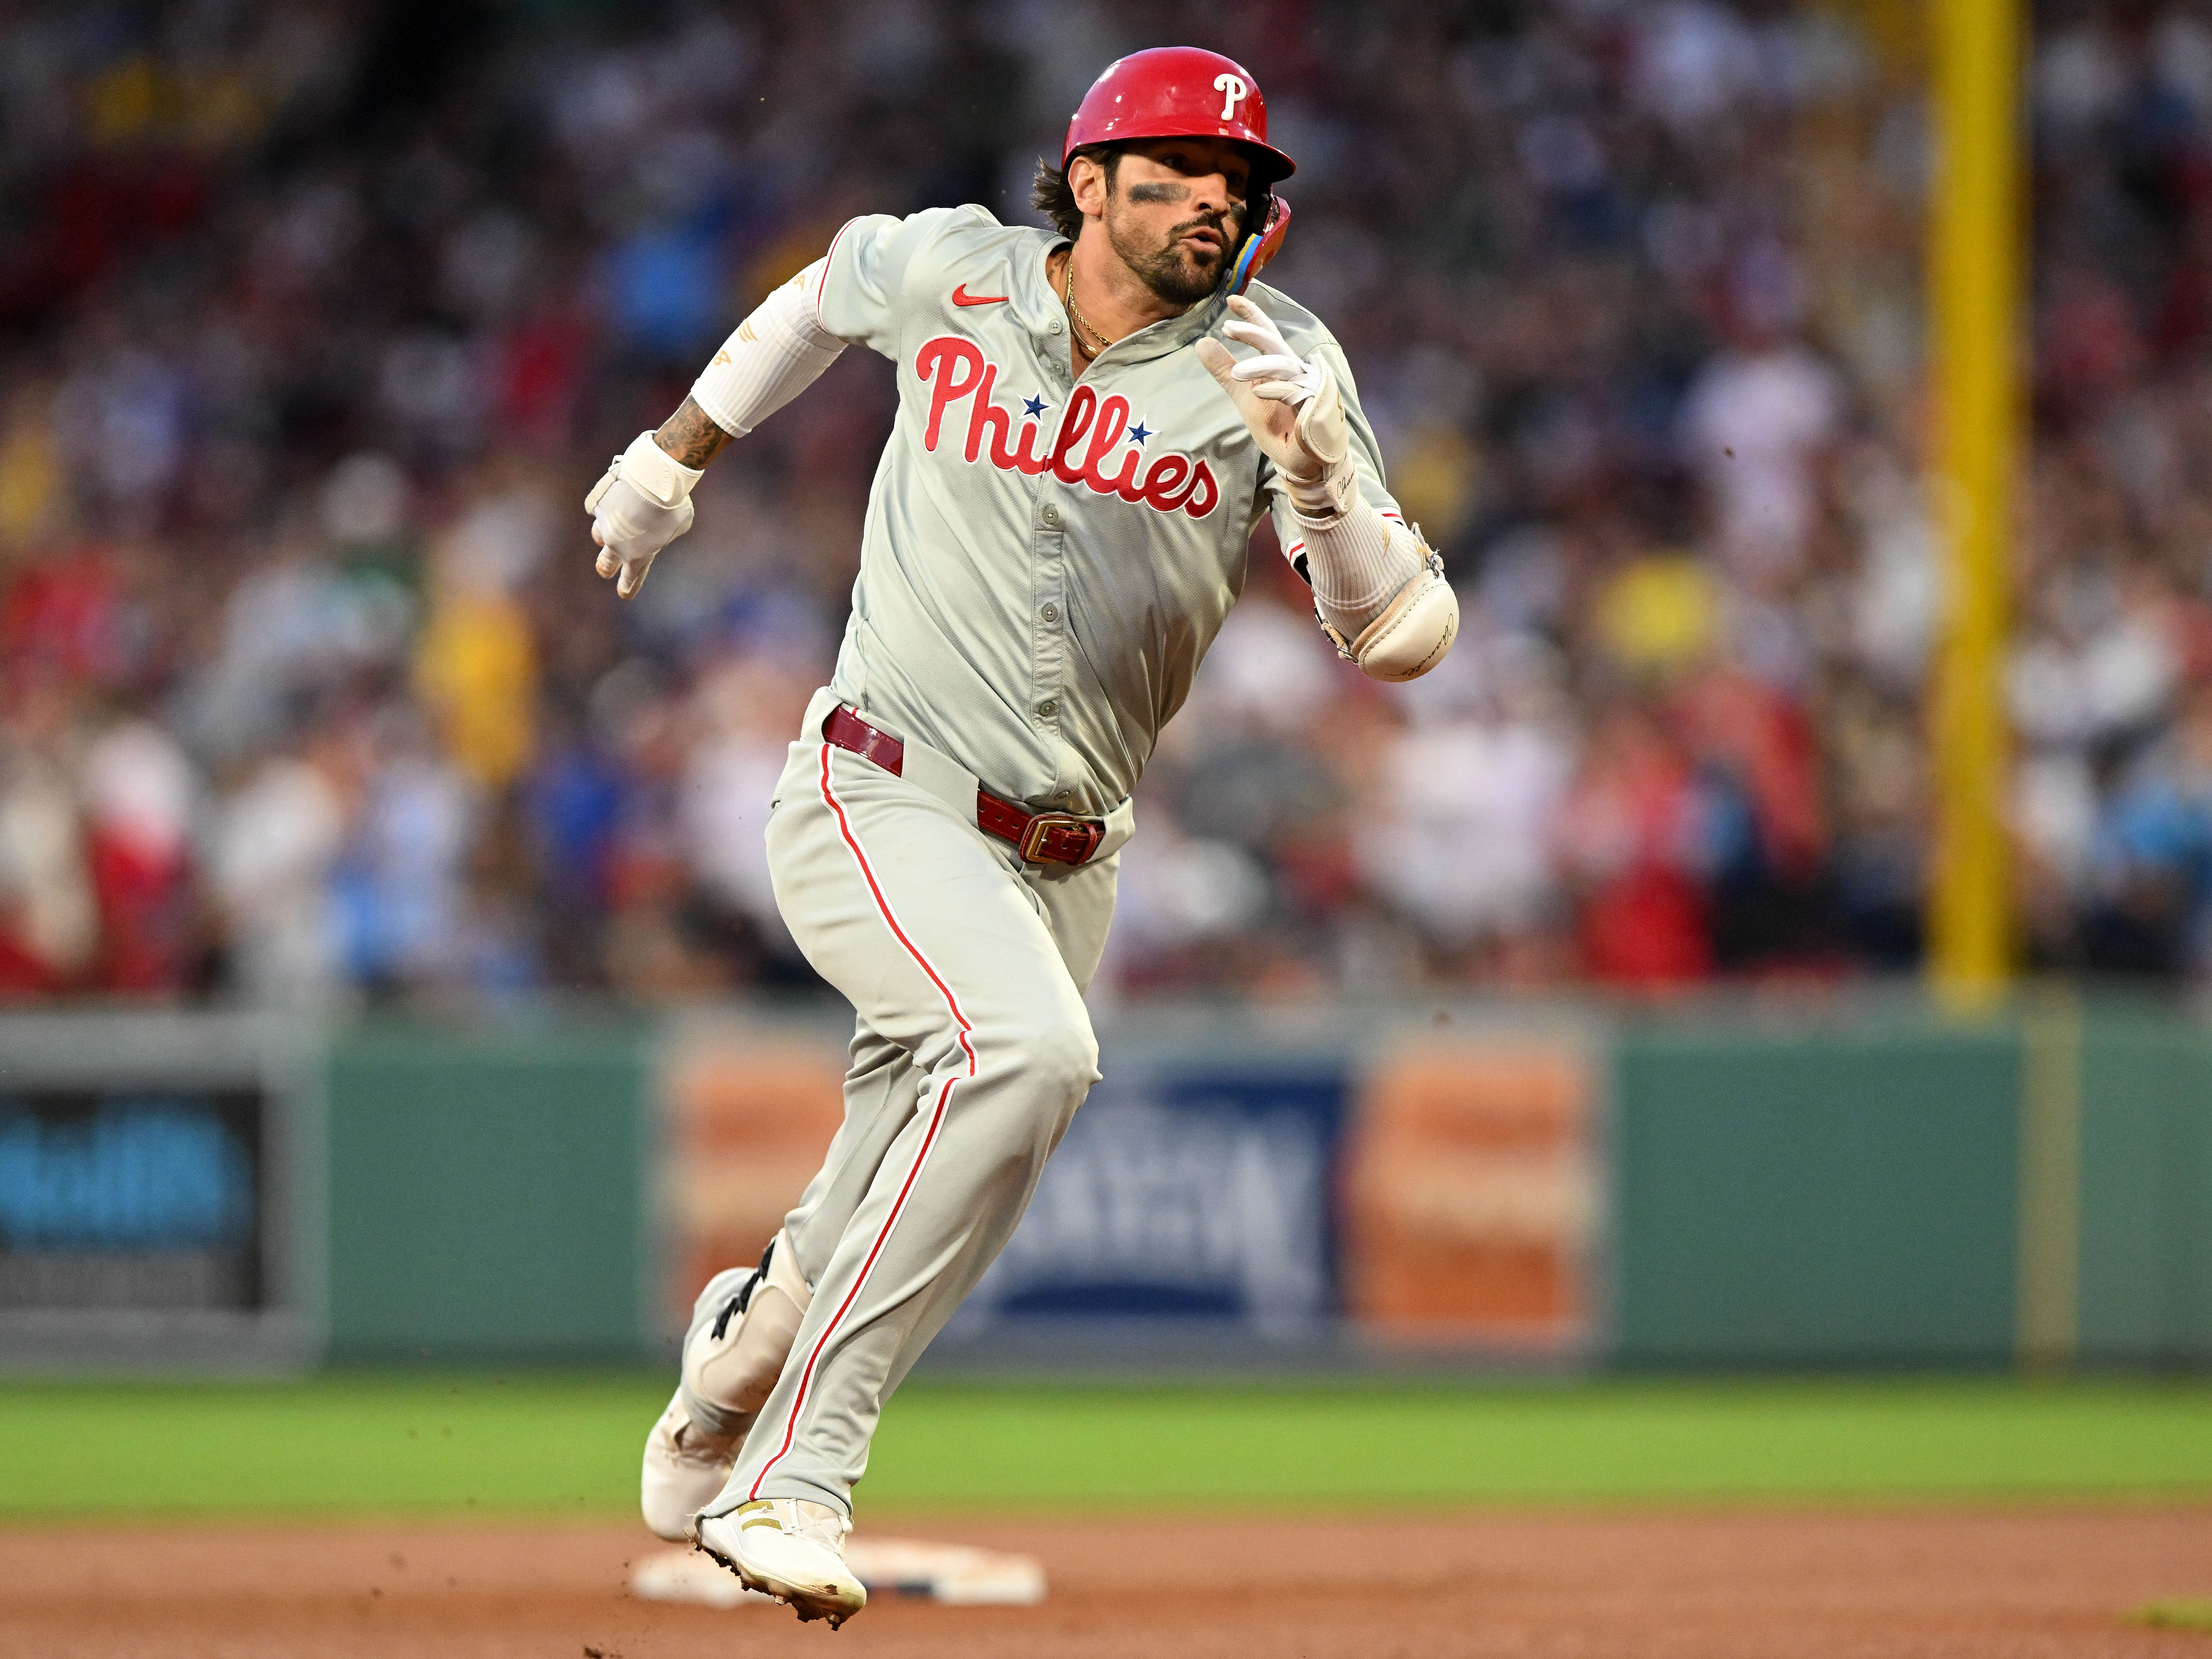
[588, 46, 1455, 1627]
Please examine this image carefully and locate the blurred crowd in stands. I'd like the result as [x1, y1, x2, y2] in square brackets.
[5, 0, 2212, 1006]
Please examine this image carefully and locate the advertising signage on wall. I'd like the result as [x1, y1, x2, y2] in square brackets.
[0, 1090, 263, 1311]
[953, 1064, 1348, 1336]
[658, 1014, 1606, 1361]
[657, 1021, 847, 1333]
[1342, 1039, 1602, 1356]
[0, 1013, 320, 1369]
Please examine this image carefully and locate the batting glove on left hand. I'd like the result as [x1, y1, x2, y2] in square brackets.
[1194, 295, 1354, 521]
[586, 431, 703, 600]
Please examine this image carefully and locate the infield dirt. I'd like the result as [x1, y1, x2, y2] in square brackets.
[2, 1505, 2207, 1658]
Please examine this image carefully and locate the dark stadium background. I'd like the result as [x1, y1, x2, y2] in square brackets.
[11, 0, 2201, 1007]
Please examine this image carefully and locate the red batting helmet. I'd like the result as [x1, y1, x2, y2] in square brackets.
[1062, 47, 1296, 183]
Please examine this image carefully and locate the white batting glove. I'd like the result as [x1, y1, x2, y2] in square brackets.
[1194, 295, 1354, 521]
[585, 431, 703, 599]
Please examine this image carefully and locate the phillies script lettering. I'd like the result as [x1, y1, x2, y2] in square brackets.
[915, 336, 1220, 519]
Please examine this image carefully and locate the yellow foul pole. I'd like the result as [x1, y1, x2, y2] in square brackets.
[1927, 0, 2023, 1001]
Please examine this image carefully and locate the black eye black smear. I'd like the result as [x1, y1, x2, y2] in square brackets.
[1126, 181, 1188, 204]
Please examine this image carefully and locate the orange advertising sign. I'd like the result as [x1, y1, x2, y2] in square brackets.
[658, 1024, 845, 1332]
[1341, 1039, 1599, 1352]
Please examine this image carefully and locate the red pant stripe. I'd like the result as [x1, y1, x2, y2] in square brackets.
[743, 748, 976, 1500]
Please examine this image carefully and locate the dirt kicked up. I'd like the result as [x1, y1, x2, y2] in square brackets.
[3, 1506, 2208, 1659]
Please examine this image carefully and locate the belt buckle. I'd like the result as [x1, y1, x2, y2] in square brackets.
[1017, 811, 1105, 865]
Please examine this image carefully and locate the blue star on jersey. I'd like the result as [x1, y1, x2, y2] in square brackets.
[1022, 394, 1048, 418]
[1127, 421, 1151, 445]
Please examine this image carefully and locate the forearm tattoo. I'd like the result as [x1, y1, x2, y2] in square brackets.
[656, 396, 734, 468]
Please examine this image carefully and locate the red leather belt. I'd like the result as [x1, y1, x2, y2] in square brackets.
[822, 706, 1107, 866]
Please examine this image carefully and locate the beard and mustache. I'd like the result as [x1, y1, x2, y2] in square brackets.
[1106, 196, 1248, 306]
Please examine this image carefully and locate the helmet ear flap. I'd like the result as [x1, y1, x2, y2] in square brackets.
[1229, 192, 1292, 295]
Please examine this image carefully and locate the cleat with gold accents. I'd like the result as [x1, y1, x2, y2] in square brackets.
[697, 1498, 867, 1629]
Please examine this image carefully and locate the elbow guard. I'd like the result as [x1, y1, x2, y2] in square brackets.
[1320, 549, 1458, 682]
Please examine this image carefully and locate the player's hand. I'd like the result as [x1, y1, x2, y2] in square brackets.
[585, 433, 701, 600]
[1194, 295, 1350, 500]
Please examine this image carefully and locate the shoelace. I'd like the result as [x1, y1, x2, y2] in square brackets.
[757, 1499, 849, 1551]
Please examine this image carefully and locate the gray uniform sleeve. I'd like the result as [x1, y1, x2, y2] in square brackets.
[1260, 334, 1408, 582]
[815, 206, 983, 360]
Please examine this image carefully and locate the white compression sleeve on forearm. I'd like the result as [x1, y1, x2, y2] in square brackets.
[688, 261, 846, 438]
[1298, 492, 1426, 637]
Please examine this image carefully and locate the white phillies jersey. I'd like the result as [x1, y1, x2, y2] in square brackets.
[810, 204, 1404, 816]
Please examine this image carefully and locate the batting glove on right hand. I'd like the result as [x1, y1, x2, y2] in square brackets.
[586, 431, 703, 600]
[1194, 295, 1355, 521]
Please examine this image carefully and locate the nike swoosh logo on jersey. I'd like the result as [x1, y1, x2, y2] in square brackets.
[951, 284, 1010, 306]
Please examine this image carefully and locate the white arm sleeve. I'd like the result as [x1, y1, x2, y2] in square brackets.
[1298, 492, 1427, 638]
[687, 261, 846, 438]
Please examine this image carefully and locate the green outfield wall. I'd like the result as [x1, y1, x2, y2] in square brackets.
[323, 1016, 654, 1360]
[2076, 1008, 2212, 1364]
[1610, 1013, 2023, 1365]
[286, 996, 2212, 1367]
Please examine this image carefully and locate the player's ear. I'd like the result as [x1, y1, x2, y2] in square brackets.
[1068, 151, 1111, 220]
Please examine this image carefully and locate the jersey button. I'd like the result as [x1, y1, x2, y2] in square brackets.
[1041, 504, 1060, 526]
[1037, 699, 1057, 717]
[1041, 603, 1059, 622]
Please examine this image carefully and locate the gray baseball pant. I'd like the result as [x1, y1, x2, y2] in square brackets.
[703, 691, 1124, 1518]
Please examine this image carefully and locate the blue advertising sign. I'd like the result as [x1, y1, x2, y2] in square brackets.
[0, 1095, 262, 1310]
[947, 1060, 1349, 1339]
[0, 1012, 318, 1370]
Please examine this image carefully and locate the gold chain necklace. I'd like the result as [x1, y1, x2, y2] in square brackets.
[1062, 259, 1115, 358]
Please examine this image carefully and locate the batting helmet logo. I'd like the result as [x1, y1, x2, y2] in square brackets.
[1213, 73, 1249, 122]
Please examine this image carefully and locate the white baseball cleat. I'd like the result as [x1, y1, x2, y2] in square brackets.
[641, 1234, 811, 1542]
[640, 1388, 739, 1543]
[696, 1498, 868, 1628]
